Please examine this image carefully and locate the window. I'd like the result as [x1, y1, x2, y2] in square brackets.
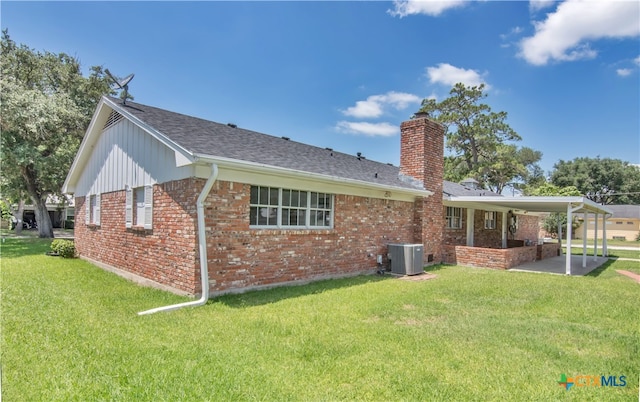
[615, 221, 623, 225]
[126, 185, 153, 229]
[250, 186, 333, 228]
[627, 222, 634, 225]
[484, 211, 497, 229]
[446, 207, 462, 229]
[85, 193, 100, 225]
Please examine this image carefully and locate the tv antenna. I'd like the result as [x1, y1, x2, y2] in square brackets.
[105, 69, 134, 105]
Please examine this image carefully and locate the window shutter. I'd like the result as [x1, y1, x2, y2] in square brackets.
[144, 185, 153, 230]
[94, 193, 101, 225]
[85, 195, 91, 224]
[125, 186, 133, 228]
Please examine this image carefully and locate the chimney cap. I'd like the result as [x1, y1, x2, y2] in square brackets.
[413, 111, 429, 119]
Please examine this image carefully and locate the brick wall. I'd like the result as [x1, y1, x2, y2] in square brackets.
[537, 242, 560, 260]
[443, 245, 538, 269]
[399, 114, 444, 262]
[442, 208, 504, 248]
[76, 178, 418, 295]
[514, 214, 540, 243]
[204, 181, 416, 293]
[75, 178, 201, 294]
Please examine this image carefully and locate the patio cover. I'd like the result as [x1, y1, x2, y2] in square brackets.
[445, 196, 613, 275]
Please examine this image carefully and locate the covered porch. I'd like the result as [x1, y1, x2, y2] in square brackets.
[443, 196, 612, 275]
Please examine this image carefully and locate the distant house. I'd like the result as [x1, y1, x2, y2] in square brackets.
[63, 97, 610, 297]
[576, 205, 640, 241]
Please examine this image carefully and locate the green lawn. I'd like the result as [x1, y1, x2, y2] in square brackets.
[565, 247, 640, 261]
[2, 238, 638, 401]
[564, 239, 640, 248]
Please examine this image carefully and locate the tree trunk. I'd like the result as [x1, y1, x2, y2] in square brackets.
[21, 165, 54, 238]
[5, 199, 25, 235]
[32, 196, 54, 238]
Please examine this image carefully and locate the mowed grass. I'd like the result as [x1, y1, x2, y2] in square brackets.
[565, 247, 640, 263]
[2, 239, 638, 401]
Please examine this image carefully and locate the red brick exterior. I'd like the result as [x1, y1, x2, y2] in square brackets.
[513, 214, 540, 244]
[204, 181, 416, 293]
[75, 179, 201, 294]
[443, 245, 538, 269]
[74, 112, 551, 295]
[75, 178, 419, 295]
[400, 115, 444, 263]
[443, 208, 504, 248]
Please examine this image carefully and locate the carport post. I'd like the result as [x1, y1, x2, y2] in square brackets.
[558, 218, 563, 256]
[582, 211, 587, 268]
[566, 206, 572, 275]
[602, 214, 608, 257]
[566, 203, 584, 275]
[593, 212, 598, 260]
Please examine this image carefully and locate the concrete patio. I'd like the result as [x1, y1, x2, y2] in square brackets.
[509, 255, 610, 276]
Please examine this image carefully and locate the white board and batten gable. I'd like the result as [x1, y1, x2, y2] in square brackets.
[63, 97, 197, 197]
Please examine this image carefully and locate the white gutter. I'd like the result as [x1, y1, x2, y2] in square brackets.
[138, 163, 219, 315]
[193, 153, 433, 198]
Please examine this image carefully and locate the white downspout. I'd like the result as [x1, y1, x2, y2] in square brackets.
[138, 163, 219, 315]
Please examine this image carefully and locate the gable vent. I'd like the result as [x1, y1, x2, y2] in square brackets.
[103, 110, 124, 131]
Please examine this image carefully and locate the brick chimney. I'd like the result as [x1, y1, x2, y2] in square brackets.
[399, 112, 445, 263]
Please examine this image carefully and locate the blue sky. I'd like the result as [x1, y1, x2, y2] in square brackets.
[2, 1, 639, 175]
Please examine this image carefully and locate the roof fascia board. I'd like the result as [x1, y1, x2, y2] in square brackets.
[102, 97, 195, 167]
[447, 196, 612, 215]
[194, 154, 432, 198]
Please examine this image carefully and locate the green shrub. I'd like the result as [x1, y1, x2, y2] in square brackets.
[50, 239, 75, 258]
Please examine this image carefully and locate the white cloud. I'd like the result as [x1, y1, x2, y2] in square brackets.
[500, 26, 524, 40]
[335, 121, 399, 137]
[529, 0, 556, 13]
[635, 55, 640, 66]
[426, 63, 489, 88]
[342, 91, 421, 118]
[519, 0, 640, 66]
[617, 68, 632, 77]
[388, 0, 467, 18]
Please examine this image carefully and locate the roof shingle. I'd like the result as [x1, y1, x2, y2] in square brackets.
[111, 97, 425, 192]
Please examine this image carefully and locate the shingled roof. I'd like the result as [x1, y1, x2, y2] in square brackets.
[605, 204, 640, 219]
[109, 97, 425, 192]
[443, 180, 501, 197]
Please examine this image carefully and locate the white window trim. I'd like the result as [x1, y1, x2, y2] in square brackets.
[446, 207, 462, 229]
[250, 186, 334, 229]
[484, 211, 497, 230]
[125, 186, 133, 228]
[86, 193, 101, 225]
[125, 184, 153, 230]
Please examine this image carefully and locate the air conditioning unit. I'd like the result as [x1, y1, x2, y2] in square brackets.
[388, 244, 424, 275]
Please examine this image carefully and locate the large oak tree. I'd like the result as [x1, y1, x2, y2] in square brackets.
[0, 31, 112, 237]
[551, 157, 640, 205]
